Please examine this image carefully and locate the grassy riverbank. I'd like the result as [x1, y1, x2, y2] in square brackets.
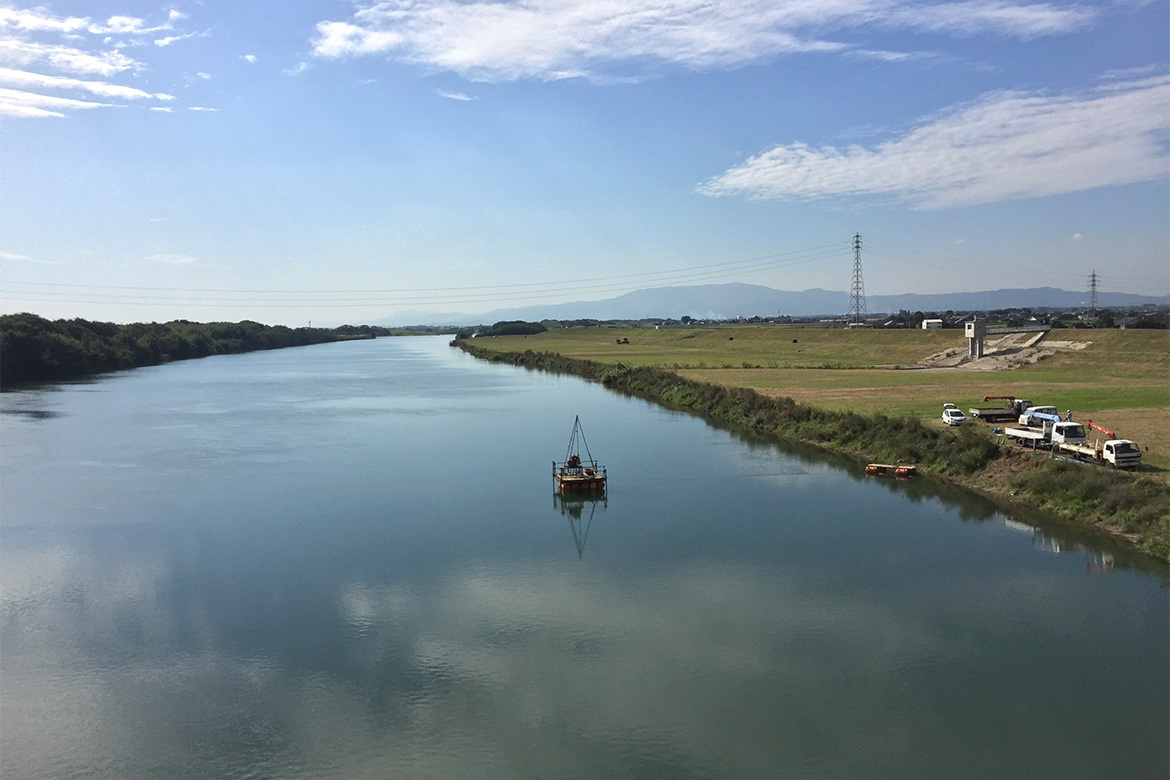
[455, 338, 1170, 560]
[477, 325, 1170, 475]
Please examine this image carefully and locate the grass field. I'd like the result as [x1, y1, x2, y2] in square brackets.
[478, 325, 1170, 475]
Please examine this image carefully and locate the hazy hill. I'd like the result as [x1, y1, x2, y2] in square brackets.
[374, 283, 1168, 326]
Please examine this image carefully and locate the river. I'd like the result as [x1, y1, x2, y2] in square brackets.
[1, 335, 1166, 779]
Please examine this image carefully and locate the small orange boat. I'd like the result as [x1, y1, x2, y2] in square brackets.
[865, 463, 918, 478]
[553, 416, 607, 494]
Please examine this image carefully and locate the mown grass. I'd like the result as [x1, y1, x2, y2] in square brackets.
[491, 325, 964, 368]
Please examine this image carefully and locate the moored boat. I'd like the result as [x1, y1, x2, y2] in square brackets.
[865, 463, 918, 478]
[553, 416, 607, 494]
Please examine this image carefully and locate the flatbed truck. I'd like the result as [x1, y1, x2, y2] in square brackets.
[968, 396, 1034, 422]
[1003, 418, 1085, 449]
[1054, 421, 1142, 469]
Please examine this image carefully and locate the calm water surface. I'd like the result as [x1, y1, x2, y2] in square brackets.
[2, 336, 1166, 779]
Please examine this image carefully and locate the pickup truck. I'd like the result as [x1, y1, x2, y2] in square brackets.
[968, 397, 1034, 422]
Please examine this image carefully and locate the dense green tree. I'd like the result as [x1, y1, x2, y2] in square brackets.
[0, 314, 382, 387]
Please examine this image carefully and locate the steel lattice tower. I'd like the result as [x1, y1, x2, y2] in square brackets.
[848, 233, 866, 325]
[1088, 270, 1099, 314]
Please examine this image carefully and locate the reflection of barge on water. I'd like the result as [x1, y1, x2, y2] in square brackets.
[865, 463, 918, 478]
[553, 416, 607, 494]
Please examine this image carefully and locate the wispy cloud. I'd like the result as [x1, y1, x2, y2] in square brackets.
[241, 53, 257, 63]
[188, 105, 218, 112]
[0, 68, 163, 100]
[154, 31, 195, 47]
[0, 38, 139, 76]
[0, 249, 61, 264]
[0, 8, 88, 35]
[437, 89, 475, 101]
[283, 61, 309, 76]
[698, 74, 1170, 209]
[311, 0, 1096, 82]
[0, 85, 106, 117]
[0, 4, 194, 118]
[150, 106, 172, 112]
[148, 253, 199, 264]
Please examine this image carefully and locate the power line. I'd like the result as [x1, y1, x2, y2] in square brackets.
[2, 242, 846, 297]
[2, 242, 850, 309]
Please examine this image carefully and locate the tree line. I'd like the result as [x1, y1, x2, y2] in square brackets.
[0, 313, 391, 387]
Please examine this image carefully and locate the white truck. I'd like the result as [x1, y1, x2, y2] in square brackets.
[1005, 419, 1143, 469]
[1004, 417, 1084, 449]
[1054, 421, 1143, 470]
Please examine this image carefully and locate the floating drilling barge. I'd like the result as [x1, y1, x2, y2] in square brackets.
[553, 416, 607, 494]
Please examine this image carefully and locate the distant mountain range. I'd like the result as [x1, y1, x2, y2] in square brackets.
[374, 283, 1169, 326]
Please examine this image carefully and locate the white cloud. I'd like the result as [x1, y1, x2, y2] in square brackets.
[846, 48, 939, 63]
[0, 250, 33, 261]
[0, 5, 197, 119]
[0, 86, 106, 117]
[310, 0, 1095, 82]
[96, 16, 167, 35]
[437, 89, 475, 101]
[150, 106, 172, 112]
[283, 61, 309, 76]
[148, 253, 199, 264]
[0, 39, 140, 76]
[241, 54, 257, 63]
[0, 8, 89, 34]
[188, 106, 218, 111]
[698, 75, 1170, 209]
[154, 32, 195, 47]
[0, 68, 155, 100]
[883, 1, 1094, 39]
[1072, 233, 1082, 240]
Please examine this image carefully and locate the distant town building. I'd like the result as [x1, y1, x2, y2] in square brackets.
[921, 319, 943, 329]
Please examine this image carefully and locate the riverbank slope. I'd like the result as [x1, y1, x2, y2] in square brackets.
[455, 336, 1169, 560]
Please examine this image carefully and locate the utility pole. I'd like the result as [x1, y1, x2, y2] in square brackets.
[849, 233, 866, 326]
[1087, 270, 1098, 314]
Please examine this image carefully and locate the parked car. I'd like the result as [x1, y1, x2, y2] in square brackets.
[942, 406, 966, 426]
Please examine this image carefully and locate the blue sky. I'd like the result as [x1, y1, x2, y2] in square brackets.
[1, 1, 1167, 325]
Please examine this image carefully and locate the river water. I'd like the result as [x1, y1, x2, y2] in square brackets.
[1, 336, 1166, 779]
